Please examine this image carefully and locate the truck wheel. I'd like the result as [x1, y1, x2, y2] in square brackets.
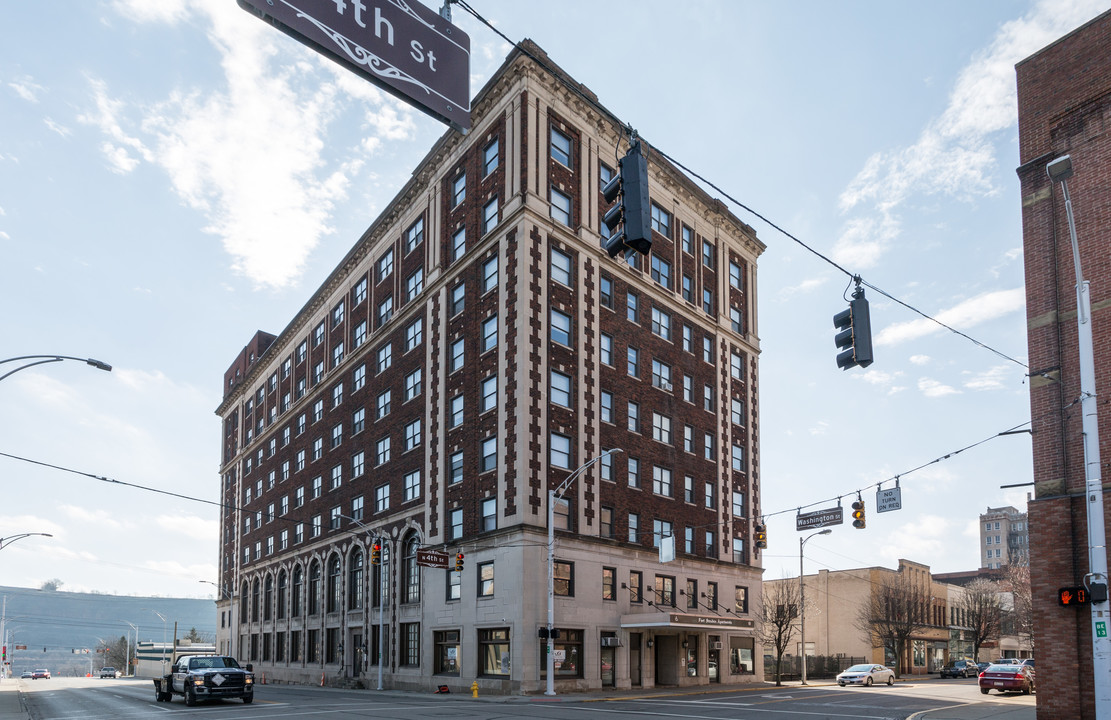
[185, 688, 197, 707]
[243, 695, 254, 704]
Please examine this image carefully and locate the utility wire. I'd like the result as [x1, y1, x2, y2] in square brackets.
[454, 0, 1028, 370]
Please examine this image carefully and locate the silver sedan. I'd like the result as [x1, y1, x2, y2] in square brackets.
[837, 663, 896, 686]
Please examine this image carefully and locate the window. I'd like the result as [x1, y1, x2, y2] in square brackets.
[682, 275, 693, 303]
[682, 325, 693, 353]
[446, 571, 461, 603]
[331, 421, 342, 447]
[481, 436, 497, 472]
[450, 283, 465, 316]
[377, 343, 392, 373]
[482, 255, 498, 294]
[478, 627, 508, 676]
[312, 437, 324, 460]
[651, 307, 671, 341]
[451, 226, 466, 260]
[602, 567, 616, 600]
[405, 317, 423, 351]
[313, 321, 325, 347]
[483, 138, 499, 176]
[652, 466, 672, 496]
[553, 561, 574, 596]
[627, 346, 639, 377]
[401, 622, 420, 666]
[652, 359, 672, 390]
[481, 375, 497, 413]
[702, 239, 715, 268]
[478, 562, 495, 597]
[483, 198, 498, 234]
[377, 248, 394, 280]
[550, 432, 572, 469]
[404, 419, 421, 451]
[449, 452, 463, 485]
[600, 275, 613, 308]
[682, 225, 693, 254]
[551, 248, 572, 286]
[684, 426, 694, 453]
[405, 217, 424, 253]
[684, 474, 695, 502]
[451, 173, 466, 207]
[704, 432, 715, 460]
[550, 188, 572, 226]
[377, 296, 393, 326]
[627, 401, 639, 433]
[705, 480, 715, 508]
[732, 491, 745, 517]
[731, 306, 744, 333]
[600, 333, 613, 365]
[731, 352, 744, 380]
[683, 375, 693, 403]
[375, 484, 390, 512]
[351, 495, 364, 521]
[550, 370, 572, 408]
[702, 288, 715, 315]
[312, 476, 323, 498]
[405, 268, 423, 301]
[627, 291, 639, 323]
[733, 538, 745, 564]
[353, 364, 366, 391]
[550, 309, 572, 346]
[730, 260, 743, 290]
[405, 368, 422, 400]
[653, 519, 673, 548]
[630, 570, 643, 602]
[554, 496, 571, 530]
[312, 361, 325, 385]
[330, 464, 342, 489]
[600, 391, 613, 423]
[330, 506, 342, 530]
[731, 398, 745, 426]
[376, 436, 391, 466]
[481, 315, 498, 352]
[376, 390, 391, 419]
[600, 451, 613, 481]
[652, 413, 672, 444]
[734, 585, 748, 613]
[655, 575, 675, 607]
[295, 486, 305, 507]
[600, 507, 614, 538]
[651, 203, 671, 237]
[448, 338, 465, 373]
[732, 443, 745, 472]
[354, 276, 368, 304]
[550, 127, 571, 166]
[627, 457, 639, 488]
[332, 342, 345, 368]
[650, 255, 671, 289]
[449, 395, 464, 428]
[449, 507, 463, 540]
[704, 384, 715, 412]
[481, 497, 497, 532]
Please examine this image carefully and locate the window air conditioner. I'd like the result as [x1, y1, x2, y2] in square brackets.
[600, 637, 623, 647]
[710, 641, 724, 650]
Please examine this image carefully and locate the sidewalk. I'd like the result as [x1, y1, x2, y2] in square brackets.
[0, 681, 28, 720]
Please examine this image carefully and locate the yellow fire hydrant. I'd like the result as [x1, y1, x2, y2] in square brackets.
[471, 680, 479, 698]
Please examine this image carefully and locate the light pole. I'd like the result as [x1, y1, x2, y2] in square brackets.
[546, 448, 623, 697]
[1047, 154, 1111, 715]
[0, 533, 53, 551]
[145, 609, 168, 675]
[0, 355, 111, 384]
[339, 514, 386, 691]
[199, 580, 233, 655]
[799, 528, 831, 686]
[122, 621, 138, 676]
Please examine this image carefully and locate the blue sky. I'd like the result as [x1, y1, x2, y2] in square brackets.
[1, 0, 1105, 602]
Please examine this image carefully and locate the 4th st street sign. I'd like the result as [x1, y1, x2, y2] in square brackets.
[238, 0, 472, 133]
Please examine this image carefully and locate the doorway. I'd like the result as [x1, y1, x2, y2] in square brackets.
[629, 633, 642, 687]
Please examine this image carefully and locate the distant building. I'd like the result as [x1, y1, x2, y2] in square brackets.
[214, 40, 765, 694]
[135, 641, 215, 678]
[978, 505, 1029, 569]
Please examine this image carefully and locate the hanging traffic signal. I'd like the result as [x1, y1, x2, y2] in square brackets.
[371, 542, 381, 565]
[455, 552, 465, 572]
[754, 524, 767, 550]
[851, 500, 866, 529]
[833, 286, 874, 369]
[602, 139, 652, 258]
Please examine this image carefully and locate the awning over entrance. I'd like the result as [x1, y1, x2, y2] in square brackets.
[620, 612, 755, 630]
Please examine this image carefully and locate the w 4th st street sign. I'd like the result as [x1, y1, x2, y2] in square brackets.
[238, 0, 471, 133]
[416, 549, 448, 568]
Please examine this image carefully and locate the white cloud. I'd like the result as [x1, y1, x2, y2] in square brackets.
[0, 231, 9, 241]
[44, 117, 71, 137]
[156, 514, 219, 541]
[909, 355, 930, 365]
[856, 368, 904, 387]
[779, 275, 828, 298]
[918, 377, 961, 398]
[963, 364, 1013, 391]
[833, 0, 1108, 268]
[9, 78, 43, 103]
[60, 505, 128, 529]
[875, 288, 1025, 346]
[110, 0, 190, 24]
[809, 420, 829, 436]
[878, 514, 952, 566]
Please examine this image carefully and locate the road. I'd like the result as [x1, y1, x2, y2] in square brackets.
[14, 675, 1035, 720]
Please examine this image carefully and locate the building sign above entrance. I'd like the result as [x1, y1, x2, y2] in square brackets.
[620, 612, 754, 630]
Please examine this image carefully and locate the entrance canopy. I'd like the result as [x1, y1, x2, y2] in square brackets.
[620, 612, 754, 630]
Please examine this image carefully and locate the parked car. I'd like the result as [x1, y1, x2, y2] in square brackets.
[836, 664, 896, 686]
[99, 667, 120, 678]
[977, 662, 991, 673]
[31, 669, 50, 679]
[994, 657, 1034, 667]
[940, 660, 979, 678]
[20, 671, 33, 679]
[979, 663, 1035, 695]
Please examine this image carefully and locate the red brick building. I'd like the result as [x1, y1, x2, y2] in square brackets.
[1017, 9, 1111, 719]
[214, 41, 765, 694]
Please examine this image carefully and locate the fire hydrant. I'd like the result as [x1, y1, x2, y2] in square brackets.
[471, 681, 478, 698]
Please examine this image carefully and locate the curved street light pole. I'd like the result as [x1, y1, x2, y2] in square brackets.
[199, 580, 233, 656]
[121, 621, 139, 677]
[546, 448, 623, 697]
[0, 533, 53, 551]
[799, 528, 832, 685]
[0, 356, 112, 384]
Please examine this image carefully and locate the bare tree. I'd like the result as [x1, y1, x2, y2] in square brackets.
[1002, 562, 1033, 652]
[855, 571, 933, 676]
[959, 579, 1005, 660]
[103, 635, 129, 670]
[758, 578, 801, 686]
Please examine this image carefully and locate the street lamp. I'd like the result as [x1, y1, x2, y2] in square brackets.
[0, 355, 112, 384]
[121, 621, 138, 677]
[546, 448, 623, 697]
[145, 609, 168, 675]
[1047, 154, 1111, 714]
[199, 580, 233, 656]
[799, 528, 831, 686]
[0, 533, 53, 551]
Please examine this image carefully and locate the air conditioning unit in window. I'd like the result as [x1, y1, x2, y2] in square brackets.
[710, 641, 724, 651]
[600, 637, 623, 648]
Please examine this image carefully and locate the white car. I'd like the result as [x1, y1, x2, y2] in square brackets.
[837, 663, 895, 686]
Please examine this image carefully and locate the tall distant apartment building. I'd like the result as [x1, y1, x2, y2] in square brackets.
[979, 505, 1028, 570]
[214, 41, 764, 694]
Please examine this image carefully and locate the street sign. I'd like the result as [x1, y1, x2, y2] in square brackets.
[796, 507, 844, 530]
[238, 0, 472, 133]
[416, 549, 448, 568]
[876, 487, 902, 513]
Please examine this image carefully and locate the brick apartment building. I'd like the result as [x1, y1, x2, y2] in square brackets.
[1017, 9, 1111, 719]
[213, 41, 765, 694]
[979, 505, 1029, 570]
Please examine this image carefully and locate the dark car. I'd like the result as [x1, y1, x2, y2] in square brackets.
[979, 663, 1035, 695]
[940, 660, 979, 678]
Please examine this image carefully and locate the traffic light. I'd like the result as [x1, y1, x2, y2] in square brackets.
[754, 524, 767, 550]
[851, 500, 866, 529]
[1059, 586, 1090, 606]
[602, 139, 652, 258]
[371, 542, 381, 565]
[833, 286, 874, 369]
[455, 552, 465, 572]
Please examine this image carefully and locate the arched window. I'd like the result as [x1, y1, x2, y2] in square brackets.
[292, 566, 303, 616]
[349, 549, 364, 610]
[251, 578, 260, 622]
[403, 534, 420, 604]
[277, 570, 287, 619]
[327, 555, 342, 613]
[308, 560, 321, 615]
[240, 581, 248, 624]
[264, 575, 273, 621]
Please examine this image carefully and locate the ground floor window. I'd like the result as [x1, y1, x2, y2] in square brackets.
[402, 623, 420, 666]
[276, 631, 286, 662]
[291, 630, 302, 662]
[435, 630, 461, 675]
[729, 636, 754, 674]
[539, 628, 583, 678]
[262, 632, 272, 662]
[250, 633, 259, 661]
[326, 627, 340, 664]
[307, 629, 319, 663]
[370, 625, 389, 665]
[685, 636, 699, 676]
[479, 628, 510, 676]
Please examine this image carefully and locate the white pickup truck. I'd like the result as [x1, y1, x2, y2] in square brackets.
[153, 654, 254, 706]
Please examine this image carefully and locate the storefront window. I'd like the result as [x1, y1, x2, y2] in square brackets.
[913, 640, 926, 668]
[729, 636, 754, 674]
[435, 630, 461, 675]
[479, 628, 510, 676]
[540, 628, 583, 678]
[685, 636, 699, 676]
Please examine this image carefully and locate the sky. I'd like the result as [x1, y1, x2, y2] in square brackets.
[1, 0, 1106, 602]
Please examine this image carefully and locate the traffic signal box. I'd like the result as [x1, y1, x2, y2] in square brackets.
[754, 524, 768, 549]
[851, 500, 866, 529]
[602, 140, 652, 258]
[834, 287, 874, 369]
[371, 542, 381, 565]
[455, 552, 465, 572]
